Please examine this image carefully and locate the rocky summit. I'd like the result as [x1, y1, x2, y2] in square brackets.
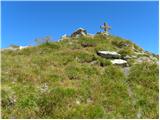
[1, 25, 159, 119]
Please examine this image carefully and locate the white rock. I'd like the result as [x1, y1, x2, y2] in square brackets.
[111, 59, 127, 65]
[98, 51, 118, 55]
[76, 100, 80, 105]
[97, 51, 121, 59]
[19, 46, 29, 50]
[40, 83, 48, 93]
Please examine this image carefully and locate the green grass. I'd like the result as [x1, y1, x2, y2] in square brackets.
[1, 35, 159, 118]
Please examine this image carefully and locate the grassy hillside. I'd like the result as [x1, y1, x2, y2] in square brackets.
[1, 34, 159, 118]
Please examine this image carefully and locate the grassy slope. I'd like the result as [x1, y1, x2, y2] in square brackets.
[1, 35, 159, 118]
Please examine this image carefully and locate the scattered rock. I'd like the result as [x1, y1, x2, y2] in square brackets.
[9, 95, 17, 106]
[71, 28, 87, 37]
[111, 59, 127, 66]
[76, 99, 80, 105]
[40, 83, 48, 93]
[90, 60, 98, 65]
[97, 51, 121, 59]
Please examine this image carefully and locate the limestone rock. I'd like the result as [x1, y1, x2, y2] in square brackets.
[71, 28, 87, 37]
[111, 59, 127, 66]
[97, 51, 121, 59]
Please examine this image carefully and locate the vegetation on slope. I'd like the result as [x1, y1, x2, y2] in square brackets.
[1, 35, 159, 118]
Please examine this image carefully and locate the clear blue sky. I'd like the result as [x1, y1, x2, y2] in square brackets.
[2, 1, 159, 53]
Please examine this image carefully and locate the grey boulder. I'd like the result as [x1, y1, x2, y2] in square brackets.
[97, 51, 121, 59]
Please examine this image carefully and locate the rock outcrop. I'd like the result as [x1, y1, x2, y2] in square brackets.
[71, 28, 87, 37]
[97, 51, 121, 59]
[111, 59, 127, 66]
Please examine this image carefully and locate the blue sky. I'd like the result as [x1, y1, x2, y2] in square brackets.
[1, 1, 159, 53]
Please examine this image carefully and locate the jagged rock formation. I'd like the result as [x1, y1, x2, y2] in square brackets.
[71, 28, 87, 37]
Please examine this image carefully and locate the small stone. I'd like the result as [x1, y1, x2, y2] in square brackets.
[40, 83, 48, 93]
[76, 100, 80, 105]
[90, 61, 98, 65]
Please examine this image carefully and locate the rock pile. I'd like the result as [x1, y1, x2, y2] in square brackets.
[97, 50, 128, 66]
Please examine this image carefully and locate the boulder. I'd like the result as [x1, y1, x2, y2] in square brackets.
[111, 59, 127, 66]
[71, 28, 87, 37]
[97, 51, 121, 59]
